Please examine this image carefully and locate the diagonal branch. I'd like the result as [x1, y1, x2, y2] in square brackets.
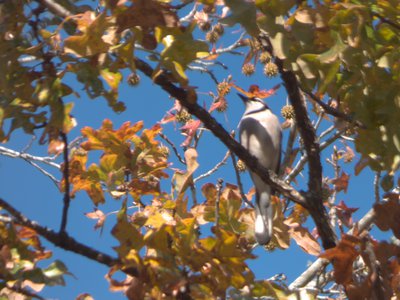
[301, 89, 365, 128]
[0, 197, 127, 273]
[134, 57, 307, 208]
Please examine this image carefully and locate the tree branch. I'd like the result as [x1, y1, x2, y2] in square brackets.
[0, 197, 131, 274]
[289, 208, 376, 290]
[194, 150, 230, 183]
[36, 0, 72, 18]
[258, 33, 337, 250]
[59, 132, 70, 234]
[159, 132, 186, 165]
[302, 89, 365, 128]
[133, 57, 307, 208]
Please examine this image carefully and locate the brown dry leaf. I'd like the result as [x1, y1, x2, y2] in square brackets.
[335, 200, 358, 228]
[332, 171, 350, 193]
[320, 234, 361, 284]
[287, 221, 321, 256]
[345, 280, 372, 300]
[354, 156, 369, 175]
[374, 197, 400, 239]
[116, 0, 179, 32]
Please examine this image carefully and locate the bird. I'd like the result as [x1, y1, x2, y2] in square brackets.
[237, 93, 282, 245]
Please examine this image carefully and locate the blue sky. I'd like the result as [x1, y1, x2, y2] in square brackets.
[0, 2, 380, 299]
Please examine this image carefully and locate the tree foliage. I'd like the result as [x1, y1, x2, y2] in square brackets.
[0, 0, 400, 299]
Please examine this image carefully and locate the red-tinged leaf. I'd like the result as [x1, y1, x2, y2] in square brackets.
[332, 171, 350, 193]
[85, 208, 106, 230]
[180, 119, 201, 147]
[232, 84, 280, 99]
[335, 200, 358, 228]
[160, 112, 176, 124]
[320, 234, 361, 284]
[287, 221, 321, 256]
[209, 98, 227, 113]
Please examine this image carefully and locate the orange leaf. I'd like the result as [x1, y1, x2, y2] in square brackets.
[232, 83, 280, 99]
[320, 234, 361, 284]
[288, 222, 321, 256]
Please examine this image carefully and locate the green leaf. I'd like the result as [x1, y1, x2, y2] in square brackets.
[222, 0, 259, 36]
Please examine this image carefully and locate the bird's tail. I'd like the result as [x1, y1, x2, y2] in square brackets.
[254, 189, 273, 245]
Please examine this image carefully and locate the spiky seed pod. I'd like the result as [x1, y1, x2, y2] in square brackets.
[217, 81, 231, 96]
[259, 51, 271, 64]
[216, 98, 228, 112]
[236, 160, 246, 172]
[263, 62, 279, 77]
[198, 21, 211, 32]
[214, 23, 224, 36]
[127, 73, 140, 86]
[206, 30, 219, 43]
[242, 63, 255, 76]
[281, 105, 295, 120]
[176, 110, 191, 124]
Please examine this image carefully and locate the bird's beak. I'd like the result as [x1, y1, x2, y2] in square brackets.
[237, 93, 248, 103]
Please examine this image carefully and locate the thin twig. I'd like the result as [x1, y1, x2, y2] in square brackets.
[285, 130, 345, 184]
[159, 132, 186, 165]
[194, 150, 230, 183]
[4, 284, 46, 300]
[188, 65, 219, 85]
[215, 178, 223, 228]
[0, 146, 60, 169]
[374, 171, 381, 203]
[179, 2, 197, 23]
[59, 132, 70, 234]
[319, 126, 335, 141]
[21, 136, 37, 153]
[215, 32, 247, 54]
[25, 159, 60, 187]
[372, 12, 400, 31]
[302, 89, 364, 128]
[230, 153, 254, 208]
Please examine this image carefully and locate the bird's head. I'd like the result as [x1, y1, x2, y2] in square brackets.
[237, 93, 269, 112]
